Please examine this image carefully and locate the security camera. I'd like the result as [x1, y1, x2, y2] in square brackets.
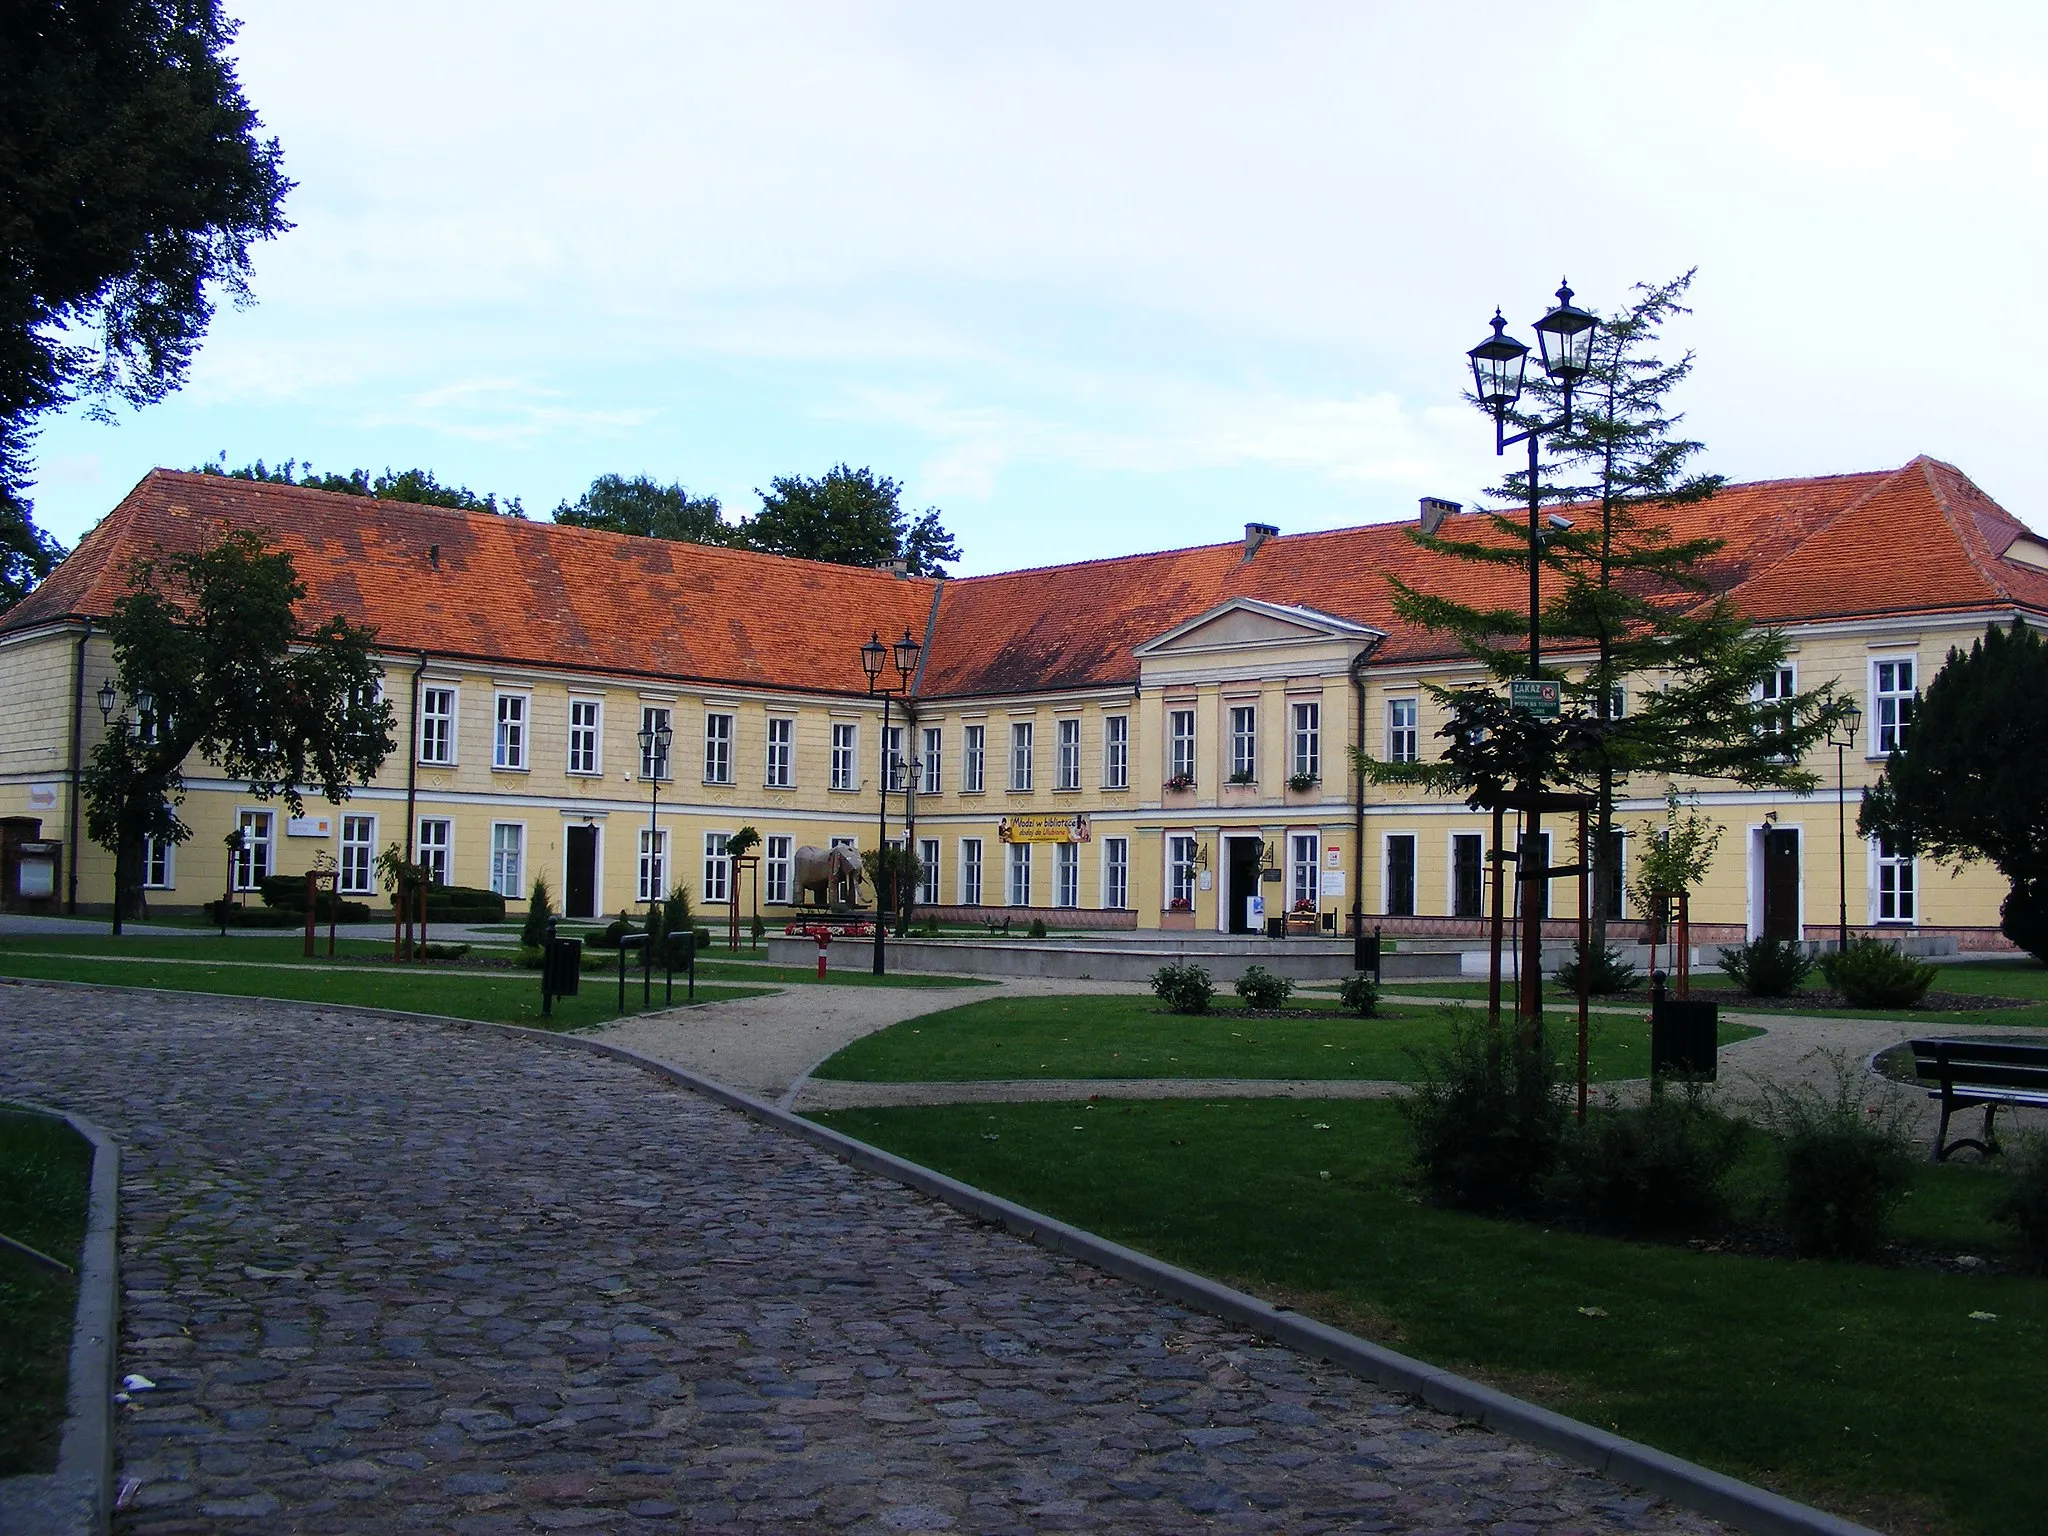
[1546, 513, 1574, 532]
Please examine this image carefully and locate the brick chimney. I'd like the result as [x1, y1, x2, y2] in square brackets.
[1418, 496, 1461, 537]
[1243, 522, 1279, 560]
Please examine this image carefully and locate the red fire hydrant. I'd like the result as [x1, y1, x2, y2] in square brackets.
[806, 925, 833, 980]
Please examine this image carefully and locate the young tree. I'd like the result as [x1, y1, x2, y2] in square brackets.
[80, 530, 393, 929]
[1860, 620, 2048, 961]
[553, 474, 731, 543]
[196, 458, 525, 516]
[744, 465, 961, 574]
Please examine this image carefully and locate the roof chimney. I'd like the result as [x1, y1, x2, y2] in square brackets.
[888, 558, 910, 577]
[1418, 496, 1460, 537]
[1243, 522, 1278, 560]
[428, 543, 440, 570]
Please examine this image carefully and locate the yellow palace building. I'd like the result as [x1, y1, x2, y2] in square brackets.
[2, 458, 2044, 948]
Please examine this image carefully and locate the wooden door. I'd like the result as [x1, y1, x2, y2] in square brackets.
[1763, 828, 1800, 940]
[566, 826, 598, 919]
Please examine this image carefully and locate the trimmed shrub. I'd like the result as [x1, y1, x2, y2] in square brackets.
[419, 942, 471, 961]
[1757, 1054, 1916, 1256]
[1402, 1021, 1566, 1213]
[423, 883, 506, 922]
[590, 910, 638, 949]
[1716, 936, 1814, 997]
[1337, 971, 1381, 1017]
[202, 899, 304, 928]
[1552, 944, 1640, 996]
[1991, 1135, 2048, 1273]
[1028, 918, 1048, 939]
[1820, 938, 1937, 1009]
[1234, 964, 1294, 1009]
[253, 874, 370, 923]
[1544, 1084, 1745, 1235]
[1150, 961, 1214, 1015]
[522, 876, 555, 947]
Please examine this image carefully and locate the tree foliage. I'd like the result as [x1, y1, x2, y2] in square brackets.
[748, 465, 960, 575]
[196, 457, 524, 516]
[1860, 620, 2048, 960]
[2, 1, 293, 601]
[80, 530, 393, 922]
[553, 473, 730, 542]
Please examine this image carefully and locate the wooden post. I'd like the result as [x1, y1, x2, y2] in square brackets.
[304, 870, 317, 958]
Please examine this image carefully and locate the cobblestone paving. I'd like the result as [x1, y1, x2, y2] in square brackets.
[3, 981, 1722, 1535]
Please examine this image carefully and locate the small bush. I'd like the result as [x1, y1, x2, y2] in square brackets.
[1028, 918, 1048, 939]
[254, 874, 371, 922]
[1991, 1135, 2048, 1273]
[752, 915, 767, 944]
[202, 899, 304, 928]
[1338, 971, 1381, 1017]
[695, 926, 713, 954]
[515, 943, 545, 970]
[1545, 1084, 1745, 1235]
[1402, 1021, 1566, 1213]
[1716, 936, 1814, 997]
[1820, 938, 1937, 1008]
[1757, 1054, 1916, 1256]
[522, 877, 555, 948]
[589, 909, 637, 949]
[419, 941, 471, 961]
[1552, 944, 1640, 995]
[1150, 961, 1215, 1015]
[1234, 964, 1294, 1009]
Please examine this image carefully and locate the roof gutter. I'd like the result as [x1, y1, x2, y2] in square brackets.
[1349, 635, 1386, 967]
[404, 651, 428, 860]
[67, 620, 92, 914]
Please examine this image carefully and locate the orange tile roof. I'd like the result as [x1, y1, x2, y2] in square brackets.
[8, 459, 2045, 700]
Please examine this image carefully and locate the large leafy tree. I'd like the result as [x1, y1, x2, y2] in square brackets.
[1860, 620, 2048, 961]
[2, 1, 293, 607]
[197, 458, 525, 516]
[81, 530, 393, 930]
[553, 473, 730, 543]
[746, 465, 961, 575]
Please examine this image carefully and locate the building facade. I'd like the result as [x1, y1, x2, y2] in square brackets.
[3, 458, 2044, 944]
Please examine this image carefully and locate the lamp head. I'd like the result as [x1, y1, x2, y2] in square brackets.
[1467, 309, 1529, 413]
[892, 627, 922, 682]
[97, 677, 117, 724]
[859, 631, 886, 683]
[1533, 279, 1598, 385]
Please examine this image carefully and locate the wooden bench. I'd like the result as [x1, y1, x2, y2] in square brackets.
[1908, 1037, 2048, 1161]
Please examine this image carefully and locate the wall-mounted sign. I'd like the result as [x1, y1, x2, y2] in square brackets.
[997, 813, 1090, 844]
[1325, 847, 1342, 868]
[27, 783, 58, 811]
[1260, 868, 1284, 883]
[1321, 871, 1346, 897]
[1509, 678, 1561, 718]
[287, 815, 334, 838]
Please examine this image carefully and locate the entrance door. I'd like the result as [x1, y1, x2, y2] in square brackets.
[1762, 827, 1800, 940]
[1226, 838, 1263, 934]
[565, 826, 599, 919]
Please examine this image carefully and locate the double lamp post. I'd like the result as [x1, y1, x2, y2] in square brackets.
[860, 628, 922, 976]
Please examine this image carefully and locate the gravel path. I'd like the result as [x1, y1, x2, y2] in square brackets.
[2, 981, 1725, 1535]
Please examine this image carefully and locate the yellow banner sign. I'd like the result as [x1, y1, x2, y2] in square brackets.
[998, 813, 1091, 844]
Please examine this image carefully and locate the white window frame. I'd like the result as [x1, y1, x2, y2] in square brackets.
[919, 837, 940, 905]
[704, 712, 735, 785]
[568, 697, 602, 776]
[1102, 837, 1129, 910]
[765, 834, 793, 904]
[961, 724, 986, 794]
[1055, 718, 1081, 791]
[419, 685, 456, 765]
[1290, 833, 1319, 911]
[1871, 656, 1916, 756]
[640, 705, 672, 780]
[490, 822, 526, 898]
[416, 817, 451, 888]
[1009, 721, 1034, 792]
[493, 691, 528, 771]
[234, 810, 272, 891]
[1384, 831, 1417, 917]
[340, 814, 377, 896]
[882, 723, 905, 791]
[1291, 701, 1320, 781]
[1229, 705, 1257, 781]
[1754, 663, 1796, 757]
[1054, 842, 1079, 907]
[1007, 841, 1032, 906]
[638, 827, 668, 903]
[1168, 708, 1196, 783]
[921, 727, 942, 795]
[1167, 834, 1198, 908]
[960, 838, 984, 905]
[765, 715, 794, 788]
[831, 722, 858, 791]
[1387, 697, 1419, 764]
[1873, 835, 1917, 924]
[142, 834, 174, 890]
[1104, 714, 1129, 789]
[702, 831, 731, 904]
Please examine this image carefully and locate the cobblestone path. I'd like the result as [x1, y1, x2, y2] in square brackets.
[3, 982, 1721, 1535]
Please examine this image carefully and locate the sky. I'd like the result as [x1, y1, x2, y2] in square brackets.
[26, 0, 2048, 574]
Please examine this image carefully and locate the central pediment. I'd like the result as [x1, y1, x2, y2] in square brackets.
[1132, 598, 1384, 658]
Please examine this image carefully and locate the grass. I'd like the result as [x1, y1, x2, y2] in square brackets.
[808, 1096, 2043, 1536]
[0, 1109, 90, 1477]
[811, 993, 1762, 1083]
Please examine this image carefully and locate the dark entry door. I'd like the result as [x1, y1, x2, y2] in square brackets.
[1227, 839, 1263, 934]
[1762, 828, 1800, 940]
[565, 826, 598, 919]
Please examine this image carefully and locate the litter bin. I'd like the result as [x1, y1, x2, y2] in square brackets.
[1649, 973, 1718, 1080]
[544, 935, 583, 997]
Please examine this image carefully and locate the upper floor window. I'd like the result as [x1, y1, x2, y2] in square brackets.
[1387, 697, 1419, 763]
[704, 712, 734, 784]
[419, 685, 456, 764]
[765, 716, 793, 787]
[962, 724, 986, 793]
[568, 698, 601, 775]
[921, 727, 942, 795]
[1229, 706, 1256, 781]
[831, 722, 858, 791]
[1168, 709, 1196, 784]
[1755, 665, 1795, 756]
[1104, 715, 1129, 789]
[1873, 657, 1915, 755]
[1009, 721, 1034, 791]
[1291, 701, 1320, 781]
[639, 706, 671, 780]
[494, 693, 528, 770]
[1056, 718, 1081, 790]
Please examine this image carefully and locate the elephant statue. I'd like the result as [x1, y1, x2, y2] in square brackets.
[793, 844, 865, 909]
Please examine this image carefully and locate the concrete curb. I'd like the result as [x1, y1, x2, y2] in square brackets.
[0, 1102, 120, 1536]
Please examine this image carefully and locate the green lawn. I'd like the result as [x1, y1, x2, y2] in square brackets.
[810, 1097, 2041, 1536]
[811, 993, 1762, 1083]
[0, 1109, 90, 1477]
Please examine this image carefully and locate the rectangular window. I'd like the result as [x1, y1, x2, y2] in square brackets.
[1168, 834, 1198, 908]
[960, 838, 984, 905]
[831, 722, 858, 791]
[1104, 715, 1129, 789]
[416, 817, 451, 887]
[765, 716, 793, 787]
[880, 723, 906, 792]
[340, 814, 376, 896]
[919, 838, 940, 905]
[493, 693, 527, 770]
[568, 698, 601, 775]
[962, 724, 985, 793]
[1009, 721, 1034, 791]
[1388, 698, 1419, 763]
[1229, 705, 1256, 780]
[1452, 833, 1485, 919]
[419, 686, 455, 764]
[637, 828, 668, 902]
[1874, 658, 1915, 755]
[1103, 837, 1129, 909]
[1877, 836, 1916, 922]
[1056, 718, 1081, 790]
[1608, 685, 1626, 720]
[640, 706, 672, 779]
[1756, 664, 1795, 755]
[922, 727, 942, 795]
[703, 831, 730, 904]
[143, 834, 173, 889]
[490, 823, 525, 898]
[1168, 708, 1196, 783]
[234, 811, 272, 891]
[1385, 833, 1416, 917]
[1528, 830, 1553, 920]
[1054, 842, 1079, 907]
[704, 712, 734, 784]
[1602, 830, 1626, 921]
[765, 834, 793, 904]
[1291, 701, 1320, 781]
[1290, 833, 1320, 911]
[1007, 842, 1032, 905]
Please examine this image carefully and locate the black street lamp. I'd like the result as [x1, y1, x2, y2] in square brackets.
[1467, 280, 1598, 1039]
[636, 715, 673, 914]
[860, 627, 921, 975]
[1828, 699, 1864, 955]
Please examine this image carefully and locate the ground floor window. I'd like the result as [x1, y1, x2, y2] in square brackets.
[703, 831, 730, 904]
[490, 823, 525, 898]
[1008, 842, 1031, 906]
[143, 835, 173, 889]
[1168, 835, 1197, 909]
[1877, 836, 1916, 922]
[765, 834, 792, 904]
[960, 839, 983, 905]
[1290, 833, 1319, 911]
[235, 811, 272, 891]
[638, 828, 667, 902]
[1452, 833, 1484, 918]
[416, 817, 451, 887]
[1384, 833, 1416, 917]
[1602, 830, 1626, 921]
[1103, 838, 1128, 909]
[1054, 842, 1079, 908]
[1527, 830, 1552, 920]
[340, 814, 376, 895]
[919, 839, 940, 905]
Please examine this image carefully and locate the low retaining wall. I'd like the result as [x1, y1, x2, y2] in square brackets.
[766, 934, 1460, 983]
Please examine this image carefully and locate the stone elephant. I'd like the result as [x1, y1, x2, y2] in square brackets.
[793, 844, 865, 909]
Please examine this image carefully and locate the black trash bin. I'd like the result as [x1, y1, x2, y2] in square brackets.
[544, 935, 583, 996]
[1649, 975, 1718, 1080]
